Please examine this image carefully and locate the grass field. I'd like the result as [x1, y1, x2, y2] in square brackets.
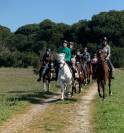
[0, 67, 57, 124]
[0, 67, 123, 132]
[92, 69, 124, 133]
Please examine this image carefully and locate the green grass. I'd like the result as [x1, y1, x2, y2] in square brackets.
[92, 69, 124, 133]
[0, 67, 57, 124]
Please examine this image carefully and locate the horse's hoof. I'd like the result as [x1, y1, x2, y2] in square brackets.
[46, 91, 49, 93]
[102, 98, 106, 101]
[61, 98, 64, 101]
[109, 92, 112, 96]
[99, 94, 102, 98]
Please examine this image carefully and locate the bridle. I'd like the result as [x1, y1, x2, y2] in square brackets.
[59, 62, 66, 69]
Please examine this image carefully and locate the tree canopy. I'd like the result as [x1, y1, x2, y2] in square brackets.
[0, 10, 124, 67]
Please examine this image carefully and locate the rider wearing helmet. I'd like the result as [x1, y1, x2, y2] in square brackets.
[101, 37, 114, 78]
[81, 47, 91, 63]
[58, 40, 72, 67]
[76, 50, 81, 63]
[69, 42, 76, 58]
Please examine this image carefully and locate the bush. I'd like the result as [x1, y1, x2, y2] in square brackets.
[0, 48, 39, 68]
[112, 47, 124, 68]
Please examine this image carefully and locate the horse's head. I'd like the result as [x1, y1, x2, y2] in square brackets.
[97, 49, 106, 62]
[58, 60, 66, 69]
[96, 49, 109, 74]
[57, 53, 66, 69]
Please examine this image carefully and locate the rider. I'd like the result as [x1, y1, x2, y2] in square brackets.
[101, 37, 114, 78]
[69, 42, 76, 58]
[58, 40, 72, 67]
[37, 48, 51, 81]
[76, 50, 81, 63]
[81, 47, 91, 63]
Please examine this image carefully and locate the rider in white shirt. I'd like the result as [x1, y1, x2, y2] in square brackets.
[102, 37, 115, 78]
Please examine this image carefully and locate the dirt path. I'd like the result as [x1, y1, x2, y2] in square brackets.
[0, 94, 59, 133]
[66, 82, 97, 133]
[0, 83, 97, 133]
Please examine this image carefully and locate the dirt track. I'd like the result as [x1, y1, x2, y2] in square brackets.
[66, 82, 97, 133]
[0, 83, 97, 133]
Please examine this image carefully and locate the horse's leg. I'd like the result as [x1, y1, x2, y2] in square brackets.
[101, 80, 105, 100]
[47, 80, 50, 92]
[78, 79, 82, 93]
[60, 81, 65, 100]
[72, 82, 75, 96]
[43, 82, 47, 92]
[87, 66, 90, 84]
[88, 73, 90, 84]
[71, 83, 75, 96]
[43, 75, 47, 92]
[97, 80, 102, 98]
[66, 82, 72, 98]
[108, 73, 112, 96]
[90, 64, 93, 81]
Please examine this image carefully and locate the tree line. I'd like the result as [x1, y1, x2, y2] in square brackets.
[0, 10, 124, 67]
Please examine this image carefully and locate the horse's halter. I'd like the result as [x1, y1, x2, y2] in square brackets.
[50, 62, 55, 72]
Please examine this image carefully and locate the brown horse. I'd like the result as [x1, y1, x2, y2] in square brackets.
[80, 59, 92, 85]
[96, 50, 112, 100]
[72, 62, 85, 95]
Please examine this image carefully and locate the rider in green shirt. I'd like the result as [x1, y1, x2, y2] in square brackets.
[58, 40, 71, 66]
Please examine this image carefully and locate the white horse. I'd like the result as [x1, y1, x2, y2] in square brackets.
[57, 54, 73, 100]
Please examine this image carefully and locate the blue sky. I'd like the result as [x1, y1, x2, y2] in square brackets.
[0, 0, 124, 31]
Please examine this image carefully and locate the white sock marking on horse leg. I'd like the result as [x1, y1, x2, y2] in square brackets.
[43, 83, 46, 91]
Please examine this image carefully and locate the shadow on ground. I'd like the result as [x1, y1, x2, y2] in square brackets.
[5, 90, 60, 105]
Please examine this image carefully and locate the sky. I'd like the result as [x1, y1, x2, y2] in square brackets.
[0, 0, 124, 32]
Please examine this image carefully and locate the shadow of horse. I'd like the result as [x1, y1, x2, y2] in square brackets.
[6, 90, 60, 105]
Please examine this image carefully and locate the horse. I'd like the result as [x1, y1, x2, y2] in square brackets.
[57, 54, 73, 100]
[86, 61, 93, 83]
[80, 59, 92, 85]
[42, 61, 55, 92]
[71, 60, 85, 95]
[41, 51, 58, 92]
[96, 50, 112, 100]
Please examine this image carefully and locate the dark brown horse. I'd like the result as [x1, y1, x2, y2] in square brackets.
[42, 61, 55, 92]
[42, 51, 57, 92]
[96, 50, 112, 100]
